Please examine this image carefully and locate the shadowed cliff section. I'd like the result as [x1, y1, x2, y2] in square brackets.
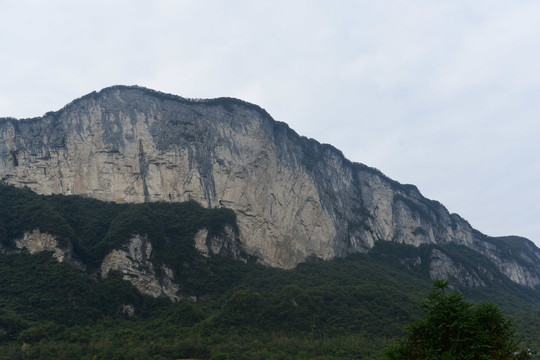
[1, 85, 540, 287]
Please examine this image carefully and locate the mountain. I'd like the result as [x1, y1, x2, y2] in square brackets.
[2, 86, 540, 358]
[2, 184, 540, 358]
[1, 85, 540, 290]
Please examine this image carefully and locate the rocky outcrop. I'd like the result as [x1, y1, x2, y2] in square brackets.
[194, 225, 243, 259]
[428, 249, 485, 288]
[9, 229, 84, 270]
[100, 234, 180, 300]
[2, 229, 187, 300]
[1, 86, 540, 287]
[4, 228, 182, 301]
[15, 229, 64, 258]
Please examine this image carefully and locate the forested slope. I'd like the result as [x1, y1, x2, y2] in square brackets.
[1, 184, 540, 359]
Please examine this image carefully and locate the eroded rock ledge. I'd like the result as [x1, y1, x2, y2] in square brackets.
[100, 234, 180, 301]
[8, 229, 85, 270]
[2, 229, 181, 301]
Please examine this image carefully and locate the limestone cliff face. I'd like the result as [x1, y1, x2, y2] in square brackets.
[428, 249, 485, 288]
[194, 225, 243, 259]
[100, 234, 180, 300]
[1, 86, 540, 287]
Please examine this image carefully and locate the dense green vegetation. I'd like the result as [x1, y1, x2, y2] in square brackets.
[386, 280, 531, 359]
[1, 184, 540, 359]
[0, 183, 239, 295]
[0, 250, 427, 359]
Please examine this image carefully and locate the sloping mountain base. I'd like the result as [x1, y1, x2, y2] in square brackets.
[1, 245, 540, 359]
[1, 184, 540, 358]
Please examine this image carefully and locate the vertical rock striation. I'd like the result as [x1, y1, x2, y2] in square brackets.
[1, 86, 539, 287]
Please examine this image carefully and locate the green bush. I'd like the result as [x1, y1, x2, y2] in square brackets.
[385, 280, 532, 359]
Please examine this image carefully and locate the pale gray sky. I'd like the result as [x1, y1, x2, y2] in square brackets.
[1, 0, 539, 244]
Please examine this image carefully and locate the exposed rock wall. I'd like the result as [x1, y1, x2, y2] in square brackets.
[15, 229, 65, 259]
[3, 229, 180, 300]
[100, 234, 180, 300]
[2, 86, 540, 287]
[428, 249, 485, 288]
[0, 87, 336, 268]
[9, 229, 84, 270]
[194, 225, 243, 259]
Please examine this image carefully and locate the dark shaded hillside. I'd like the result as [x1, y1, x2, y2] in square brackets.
[1, 184, 540, 358]
[0, 183, 240, 294]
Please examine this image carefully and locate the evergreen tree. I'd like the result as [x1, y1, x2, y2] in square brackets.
[385, 280, 532, 359]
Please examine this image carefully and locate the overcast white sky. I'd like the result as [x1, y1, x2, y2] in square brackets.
[1, 0, 539, 245]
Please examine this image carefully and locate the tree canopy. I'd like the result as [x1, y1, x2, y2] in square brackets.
[386, 280, 532, 360]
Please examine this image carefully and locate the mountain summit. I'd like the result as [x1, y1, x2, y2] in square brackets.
[1, 85, 539, 287]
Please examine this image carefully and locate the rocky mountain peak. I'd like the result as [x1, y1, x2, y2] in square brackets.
[1, 86, 539, 288]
